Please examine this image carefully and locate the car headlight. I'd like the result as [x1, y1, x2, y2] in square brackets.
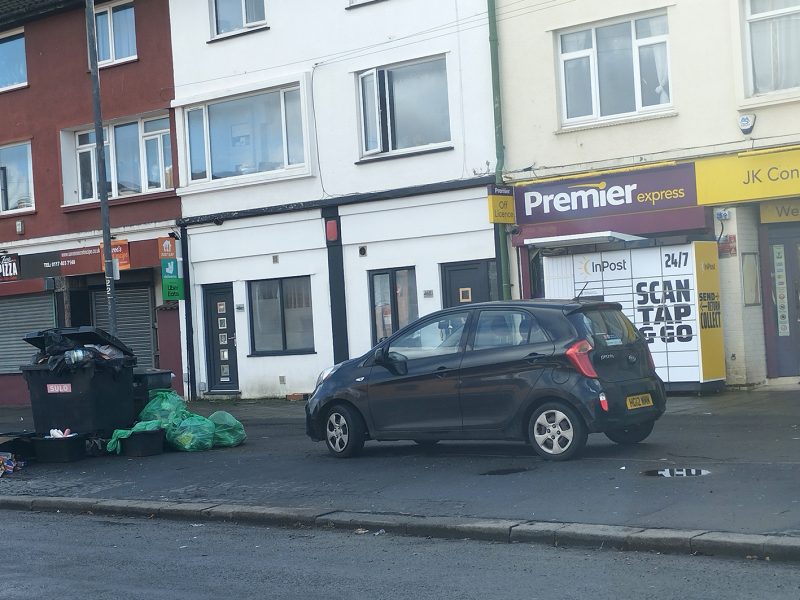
[315, 364, 340, 389]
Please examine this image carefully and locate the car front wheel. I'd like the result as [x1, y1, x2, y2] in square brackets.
[604, 421, 655, 445]
[325, 404, 365, 458]
[528, 402, 587, 461]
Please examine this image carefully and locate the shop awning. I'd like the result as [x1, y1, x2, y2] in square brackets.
[522, 231, 645, 248]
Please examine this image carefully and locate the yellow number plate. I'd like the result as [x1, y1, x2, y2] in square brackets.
[626, 393, 654, 410]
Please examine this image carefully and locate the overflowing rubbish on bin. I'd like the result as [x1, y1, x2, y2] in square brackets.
[106, 389, 246, 454]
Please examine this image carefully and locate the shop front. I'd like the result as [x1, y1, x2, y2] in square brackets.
[696, 147, 800, 381]
[509, 162, 725, 392]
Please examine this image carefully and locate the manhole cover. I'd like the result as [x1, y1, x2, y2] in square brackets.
[480, 467, 530, 476]
[642, 468, 710, 477]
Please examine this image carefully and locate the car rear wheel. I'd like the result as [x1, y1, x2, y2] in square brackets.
[325, 404, 365, 458]
[604, 421, 655, 445]
[528, 402, 587, 461]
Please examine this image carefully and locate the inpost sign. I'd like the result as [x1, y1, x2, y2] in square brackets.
[488, 184, 516, 224]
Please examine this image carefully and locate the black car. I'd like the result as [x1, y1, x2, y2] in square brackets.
[306, 300, 666, 460]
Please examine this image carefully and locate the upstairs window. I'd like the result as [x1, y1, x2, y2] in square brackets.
[214, 0, 267, 36]
[746, 0, 800, 95]
[75, 116, 172, 202]
[559, 13, 671, 125]
[358, 56, 451, 157]
[186, 86, 304, 183]
[95, 1, 137, 66]
[0, 141, 34, 212]
[0, 31, 27, 91]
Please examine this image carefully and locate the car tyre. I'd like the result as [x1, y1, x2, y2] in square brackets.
[325, 404, 365, 458]
[604, 421, 655, 445]
[528, 402, 587, 461]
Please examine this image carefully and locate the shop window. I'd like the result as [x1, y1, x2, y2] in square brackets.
[186, 86, 304, 183]
[357, 56, 451, 157]
[248, 276, 314, 354]
[95, 1, 137, 66]
[74, 115, 171, 202]
[369, 267, 418, 345]
[558, 13, 671, 125]
[745, 0, 800, 95]
[0, 141, 34, 212]
[213, 0, 267, 36]
[0, 30, 27, 91]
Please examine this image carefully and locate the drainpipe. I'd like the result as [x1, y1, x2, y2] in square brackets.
[488, 0, 511, 300]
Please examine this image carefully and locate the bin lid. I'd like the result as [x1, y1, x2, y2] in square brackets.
[23, 326, 136, 357]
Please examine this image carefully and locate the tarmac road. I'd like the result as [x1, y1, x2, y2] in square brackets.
[1, 388, 799, 536]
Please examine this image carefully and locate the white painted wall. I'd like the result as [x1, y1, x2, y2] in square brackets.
[498, 0, 800, 178]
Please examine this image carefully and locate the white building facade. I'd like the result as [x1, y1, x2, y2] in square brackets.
[168, 0, 499, 398]
[498, 0, 800, 389]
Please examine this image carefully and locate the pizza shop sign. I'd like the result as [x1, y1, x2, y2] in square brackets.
[0, 254, 20, 282]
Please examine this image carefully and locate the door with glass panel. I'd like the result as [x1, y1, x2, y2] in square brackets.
[203, 283, 239, 391]
[369, 267, 419, 345]
[767, 226, 800, 376]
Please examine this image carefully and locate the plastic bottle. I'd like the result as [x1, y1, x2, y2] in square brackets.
[64, 349, 90, 365]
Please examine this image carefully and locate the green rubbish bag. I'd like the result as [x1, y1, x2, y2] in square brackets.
[139, 389, 189, 425]
[166, 414, 215, 452]
[209, 411, 247, 448]
[106, 420, 162, 454]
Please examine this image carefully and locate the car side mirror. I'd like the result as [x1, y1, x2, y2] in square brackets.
[374, 347, 387, 365]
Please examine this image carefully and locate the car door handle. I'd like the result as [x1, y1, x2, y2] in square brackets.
[435, 366, 453, 378]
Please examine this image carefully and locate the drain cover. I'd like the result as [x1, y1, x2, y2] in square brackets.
[480, 467, 530, 476]
[642, 468, 710, 477]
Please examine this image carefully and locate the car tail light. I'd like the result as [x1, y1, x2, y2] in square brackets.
[566, 339, 598, 378]
[599, 392, 608, 412]
[645, 344, 656, 371]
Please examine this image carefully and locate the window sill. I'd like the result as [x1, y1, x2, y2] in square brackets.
[178, 166, 312, 196]
[346, 0, 389, 9]
[0, 207, 35, 219]
[62, 190, 177, 212]
[739, 88, 800, 110]
[556, 110, 678, 134]
[208, 25, 270, 43]
[0, 82, 28, 95]
[248, 349, 317, 357]
[355, 144, 454, 164]
[99, 56, 138, 69]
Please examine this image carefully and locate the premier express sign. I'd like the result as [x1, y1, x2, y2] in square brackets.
[513, 163, 697, 225]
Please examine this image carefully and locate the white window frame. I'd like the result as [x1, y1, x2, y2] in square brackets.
[212, 0, 268, 37]
[0, 141, 35, 213]
[94, 0, 137, 67]
[558, 12, 672, 127]
[184, 85, 305, 185]
[743, 0, 800, 96]
[0, 28, 27, 93]
[356, 55, 452, 158]
[74, 115, 171, 203]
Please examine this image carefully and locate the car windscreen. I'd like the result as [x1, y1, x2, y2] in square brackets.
[568, 309, 639, 348]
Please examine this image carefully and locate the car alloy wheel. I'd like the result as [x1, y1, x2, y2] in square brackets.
[324, 404, 365, 458]
[529, 402, 587, 461]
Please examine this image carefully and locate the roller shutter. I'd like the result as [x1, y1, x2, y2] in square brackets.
[93, 287, 156, 368]
[0, 293, 56, 374]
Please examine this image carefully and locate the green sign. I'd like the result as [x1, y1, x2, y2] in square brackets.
[162, 277, 185, 301]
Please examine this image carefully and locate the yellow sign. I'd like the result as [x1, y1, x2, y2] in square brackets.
[695, 148, 800, 205]
[487, 184, 516, 224]
[694, 241, 725, 381]
[760, 198, 800, 223]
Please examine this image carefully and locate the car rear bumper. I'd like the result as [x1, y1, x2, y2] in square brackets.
[580, 376, 667, 433]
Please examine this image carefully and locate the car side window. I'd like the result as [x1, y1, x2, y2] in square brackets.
[472, 310, 548, 351]
[389, 312, 469, 360]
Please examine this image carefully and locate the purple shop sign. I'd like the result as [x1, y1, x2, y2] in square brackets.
[513, 163, 697, 225]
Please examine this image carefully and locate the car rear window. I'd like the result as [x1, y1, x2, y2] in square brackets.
[569, 309, 639, 348]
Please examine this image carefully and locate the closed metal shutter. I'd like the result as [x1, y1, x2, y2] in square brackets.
[0, 293, 56, 374]
[93, 287, 156, 368]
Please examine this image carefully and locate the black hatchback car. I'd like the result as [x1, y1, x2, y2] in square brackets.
[306, 300, 666, 460]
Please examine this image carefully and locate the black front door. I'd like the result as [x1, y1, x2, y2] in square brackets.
[367, 311, 471, 434]
[204, 283, 239, 391]
[442, 259, 496, 308]
[766, 225, 800, 376]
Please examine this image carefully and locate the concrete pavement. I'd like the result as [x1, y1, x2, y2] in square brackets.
[1, 388, 799, 562]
